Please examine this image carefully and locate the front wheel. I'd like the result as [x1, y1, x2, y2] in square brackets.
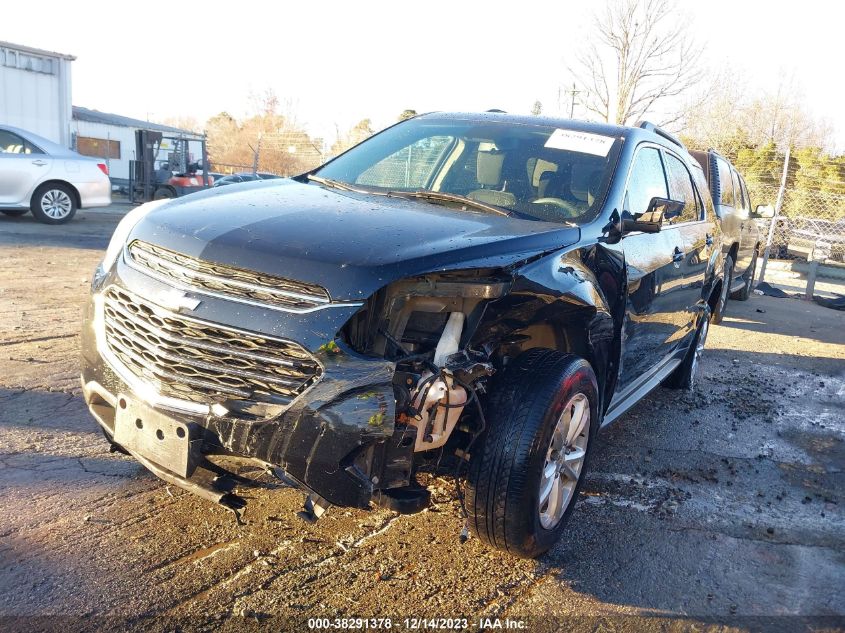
[466, 349, 599, 558]
[30, 183, 77, 224]
[153, 187, 176, 200]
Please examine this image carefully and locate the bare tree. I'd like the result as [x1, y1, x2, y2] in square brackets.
[571, 0, 701, 126]
[681, 72, 835, 155]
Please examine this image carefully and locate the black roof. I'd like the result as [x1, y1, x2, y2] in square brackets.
[418, 111, 631, 138]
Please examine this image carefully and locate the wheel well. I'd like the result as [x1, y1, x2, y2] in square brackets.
[491, 309, 614, 412]
[707, 278, 723, 314]
[727, 242, 739, 264]
[32, 180, 81, 209]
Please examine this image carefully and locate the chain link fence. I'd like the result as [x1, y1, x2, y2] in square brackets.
[750, 184, 845, 264]
[748, 183, 845, 302]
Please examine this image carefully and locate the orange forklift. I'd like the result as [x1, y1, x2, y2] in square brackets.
[129, 129, 212, 203]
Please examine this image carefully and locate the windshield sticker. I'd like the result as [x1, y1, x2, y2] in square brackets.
[544, 129, 615, 156]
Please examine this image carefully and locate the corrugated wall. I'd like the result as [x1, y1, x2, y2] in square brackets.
[0, 46, 72, 147]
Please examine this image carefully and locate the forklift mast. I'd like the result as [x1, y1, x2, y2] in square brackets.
[129, 129, 210, 203]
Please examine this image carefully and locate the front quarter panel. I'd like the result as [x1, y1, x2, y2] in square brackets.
[472, 246, 621, 413]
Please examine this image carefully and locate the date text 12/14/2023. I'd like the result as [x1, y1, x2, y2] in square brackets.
[307, 617, 528, 630]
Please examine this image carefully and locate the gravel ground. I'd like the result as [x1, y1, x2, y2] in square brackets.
[1, 209, 843, 632]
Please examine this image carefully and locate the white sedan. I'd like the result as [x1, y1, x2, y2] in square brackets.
[0, 124, 111, 224]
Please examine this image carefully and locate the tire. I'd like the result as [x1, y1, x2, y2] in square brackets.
[30, 183, 77, 224]
[1, 209, 28, 217]
[731, 249, 757, 301]
[711, 256, 733, 324]
[664, 305, 711, 390]
[466, 349, 599, 558]
[153, 187, 176, 200]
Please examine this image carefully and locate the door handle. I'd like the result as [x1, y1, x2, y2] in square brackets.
[672, 246, 685, 264]
[32, 160, 48, 167]
[705, 233, 714, 247]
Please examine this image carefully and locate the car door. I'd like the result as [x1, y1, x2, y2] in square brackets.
[614, 145, 689, 394]
[0, 129, 53, 206]
[663, 150, 710, 343]
[736, 174, 757, 265]
[714, 156, 742, 271]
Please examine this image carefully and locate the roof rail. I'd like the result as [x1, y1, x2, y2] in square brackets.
[486, 108, 507, 113]
[707, 147, 727, 160]
[636, 120, 685, 150]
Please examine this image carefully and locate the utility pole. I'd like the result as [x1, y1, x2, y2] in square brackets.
[249, 132, 262, 176]
[565, 83, 582, 119]
[758, 144, 791, 285]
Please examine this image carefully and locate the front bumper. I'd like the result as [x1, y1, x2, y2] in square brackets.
[81, 257, 414, 509]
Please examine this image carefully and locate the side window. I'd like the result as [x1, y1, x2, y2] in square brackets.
[690, 163, 715, 220]
[356, 136, 453, 189]
[625, 147, 667, 216]
[716, 157, 734, 207]
[739, 175, 752, 210]
[664, 153, 700, 224]
[0, 130, 28, 154]
[730, 169, 747, 212]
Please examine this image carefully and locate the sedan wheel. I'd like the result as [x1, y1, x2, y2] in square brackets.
[31, 184, 77, 224]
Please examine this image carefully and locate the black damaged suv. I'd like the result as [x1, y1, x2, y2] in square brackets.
[82, 112, 723, 557]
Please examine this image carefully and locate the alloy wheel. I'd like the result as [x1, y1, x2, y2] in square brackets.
[689, 317, 710, 389]
[40, 189, 73, 220]
[538, 392, 591, 529]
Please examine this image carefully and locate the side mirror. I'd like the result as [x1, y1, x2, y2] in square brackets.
[622, 197, 684, 234]
[754, 204, 775, 219]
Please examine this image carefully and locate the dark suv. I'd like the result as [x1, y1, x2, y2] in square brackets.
[691, 150, 772, 320]
[82, 113, 723, 557]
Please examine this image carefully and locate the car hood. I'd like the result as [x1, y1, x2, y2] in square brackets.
[129, 179, 581, 301]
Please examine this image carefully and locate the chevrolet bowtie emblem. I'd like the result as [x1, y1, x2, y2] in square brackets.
[154, 289, 202, 312]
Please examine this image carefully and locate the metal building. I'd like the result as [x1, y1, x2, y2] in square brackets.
[0, 41, 75, 147]
[71, 107, 204, 186]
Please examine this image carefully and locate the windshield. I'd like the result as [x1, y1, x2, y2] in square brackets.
[313, 117, 622, 224]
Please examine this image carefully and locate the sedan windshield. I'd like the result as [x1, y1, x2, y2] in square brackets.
[313, 117, 622, 224]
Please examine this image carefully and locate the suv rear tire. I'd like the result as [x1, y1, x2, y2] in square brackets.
[731, 249, 757, 301]
[664, 306, 710, 390]
[466, 349, 599, 558]
[711, 256, 733, 324]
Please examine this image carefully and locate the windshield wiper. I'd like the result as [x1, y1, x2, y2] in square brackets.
[386, 190, 511, 217]
[307, 174, 384, 195]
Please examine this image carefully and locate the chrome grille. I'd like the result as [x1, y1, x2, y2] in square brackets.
[102, 286, 322, 407]
[127, 240, 331, 312]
